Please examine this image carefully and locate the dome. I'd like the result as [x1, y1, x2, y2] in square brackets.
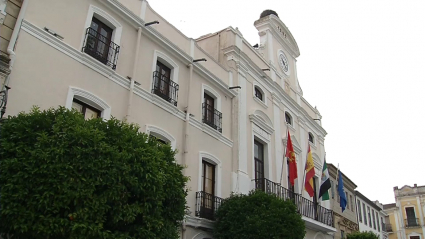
[260, 10, 279, 19]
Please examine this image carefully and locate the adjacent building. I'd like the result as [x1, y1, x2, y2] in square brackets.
[1, 0, 335, 238]
[384, 184, 425, 239]
[328, 163, 359, 239]
[355, 191, 389, 239]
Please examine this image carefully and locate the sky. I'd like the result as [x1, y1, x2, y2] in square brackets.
[148, 0, 425, 204]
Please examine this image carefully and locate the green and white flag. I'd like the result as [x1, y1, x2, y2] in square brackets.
[318, 156, 331, 201]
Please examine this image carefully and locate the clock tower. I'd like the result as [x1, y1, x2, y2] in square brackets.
[254, 10, 302, 100]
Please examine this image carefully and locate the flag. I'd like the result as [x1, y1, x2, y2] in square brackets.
[318, 157, 331, 200]
[338, 169, 347, 212]
[304, 145, 315, 197]
[285, 131, 297, 186]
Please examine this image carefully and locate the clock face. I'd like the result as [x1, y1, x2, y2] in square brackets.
[278, 51, 290, 75]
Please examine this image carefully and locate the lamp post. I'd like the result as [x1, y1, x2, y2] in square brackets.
[0, 86, 10, 119]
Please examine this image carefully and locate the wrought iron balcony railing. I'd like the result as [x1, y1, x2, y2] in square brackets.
[202, 102, 222, 133]
[195, 191, 224, 221]
[152, 71, 179, 106]
[405, 218, 420, 228]
[82, 27, 120, 70]
[385, 223, 392, 232]
[253, 178, 334, 227]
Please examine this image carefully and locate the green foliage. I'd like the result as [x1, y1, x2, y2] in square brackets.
[0, 107, 188, 239]
[347, 231, 379, 239]
[213, 190, 305, 239]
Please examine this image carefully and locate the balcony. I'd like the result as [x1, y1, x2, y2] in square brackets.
[405, 218, 420, 228]
[152, 71, 179, 106]
[253, 178, 334, 227]
[385, 223, 393, 232]
[202, 102, 222, 133]
[82, 27, 120, 70]
[195, 191, 224, 221]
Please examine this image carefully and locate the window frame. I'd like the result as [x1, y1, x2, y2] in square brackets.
[145, 125, 176, 150]
[198, 152, 222, 197]
[308, 132, 315, 144]
[81, 5, 122, 52]
[357, 199, 362, 223]
[285, 111, 293, 126]
[254, 87, 263, 101]
[363, 203, 367, 225]
[252, 83, 268, 108]
[66, 87, 111, 120]
[72, 98, 101, 119]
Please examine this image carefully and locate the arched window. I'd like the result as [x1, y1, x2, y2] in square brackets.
[308, 132, 315, 144]
[254, 86, 263, 101]
[285, 112, 292, 125]
[145, 125, 176, 150]
[66, 87, 111, 120]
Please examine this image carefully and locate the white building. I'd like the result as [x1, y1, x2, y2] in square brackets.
[2, 0, 335, 238]
[356, 191, 389, 239]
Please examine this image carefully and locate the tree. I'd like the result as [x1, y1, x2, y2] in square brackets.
[0, 107, 188, 239]
[347, 231, 379, 239]
[213, 190, 305, 239]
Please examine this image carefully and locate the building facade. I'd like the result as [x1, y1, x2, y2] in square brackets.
[2, 0, 335, 238]
[328, 163, 359, 239]
[355, 191, 389, 239]
[384, 185, 425, 239]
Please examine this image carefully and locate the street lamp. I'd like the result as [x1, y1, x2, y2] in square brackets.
[0, 86, 11, 119]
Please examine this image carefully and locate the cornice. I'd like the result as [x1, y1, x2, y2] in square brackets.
[101, 0, 236, 98]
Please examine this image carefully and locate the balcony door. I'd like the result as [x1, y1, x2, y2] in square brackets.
[88, 17, 113, 63]
[155, 61, 171, 97]
[254, 140, 265, 191]
[203, 94, 215, 126]
[201, 160, 215, 220]
[406, 207, 416, 226]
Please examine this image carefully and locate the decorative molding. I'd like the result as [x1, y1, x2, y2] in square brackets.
[65, 87, 111, 120]
[151, 50, 180, 83]
[202, 83, 222, 112]
[185, 215, 214, 230]
[249, 114, 274, 135]
[189, 117, 233, 147]
[334, 212, 359, 231]
[253, 96, 268, 109]
[252, 123, 271, 142]
[145, 124, 177, 150]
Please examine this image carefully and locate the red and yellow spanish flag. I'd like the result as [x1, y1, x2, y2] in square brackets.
[304, 145, 315, 197]
[285, 131, 297, 186]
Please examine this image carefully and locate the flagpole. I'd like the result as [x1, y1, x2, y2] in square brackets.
[279, 127, 288, 186]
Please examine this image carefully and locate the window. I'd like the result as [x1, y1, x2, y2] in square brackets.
[346, 192, 349, 210]
[357, 200, 362, 223]
[363, 203, 367, 225]
[203, 93, 222, 132]
[337, 183, 340, 203]
[152, 61, 179, 106]
[406, 207, 417, 227]
[350, 195, 354, 211]
[83, 17, 120, 69]
[341, 230, 345, 239]
[308, 132, 314, 144]
[72, 99, 101, 119]
[254, 139, 265, 191]
[368, 206, 372, 227]
[377, 212, 380, 231]
[410, 236, 420, 239]
[285, 112, 292, 125]
[199, 160, 216, 220]
[149, 134, 168, 145]
[254, 87, 263, 101]
[372, 209, 376, 229]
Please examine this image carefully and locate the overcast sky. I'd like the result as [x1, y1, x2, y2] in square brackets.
[148, 0, 425, 204]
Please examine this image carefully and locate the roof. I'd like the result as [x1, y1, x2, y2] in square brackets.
[260, 10, 279, 19]
[383, 203, 396, 210]
[355, 191, 382, 211]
